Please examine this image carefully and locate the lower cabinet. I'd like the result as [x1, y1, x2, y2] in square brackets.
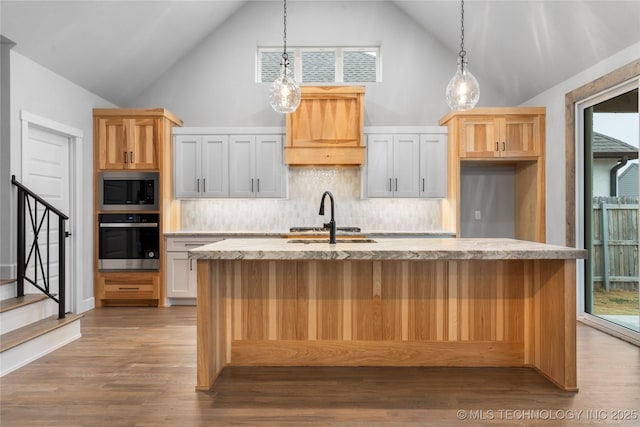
[165, 236, 222, 305]
[96, 272, 160, 306]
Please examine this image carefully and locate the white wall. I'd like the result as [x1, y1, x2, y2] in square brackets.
[521, 42, 640, 245]
[9, 50, 116, 311]
[0, 39, 14, 279]
[131, 1, 507, 126]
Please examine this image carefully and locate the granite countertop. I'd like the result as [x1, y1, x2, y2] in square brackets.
[189, 238, 587, 261]
[165, 230, 456, 238]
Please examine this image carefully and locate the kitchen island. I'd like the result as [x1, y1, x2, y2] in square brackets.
[190, 238, 586, 391]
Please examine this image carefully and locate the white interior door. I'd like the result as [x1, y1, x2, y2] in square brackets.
[22, 124, 71, 312]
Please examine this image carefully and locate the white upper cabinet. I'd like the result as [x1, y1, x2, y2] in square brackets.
[174, 128, 284, 199]
[393, 135, 421, 197]
[174, 135, 201, 198]
[229, 134, 284, 198]
[365, 127, 447, 199]
[366, 134, 394, 198]
[255, 135, 285, 198]
[229, 135, 255, 198]
[420, 134, 447, 198]
[201, 136, 230, 197]
[174, 135, 228, 198]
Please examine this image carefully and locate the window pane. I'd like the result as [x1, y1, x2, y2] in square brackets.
[261, 51, 295, 82]
[302, 51, 335, 83]
[344, 50, 377, 83]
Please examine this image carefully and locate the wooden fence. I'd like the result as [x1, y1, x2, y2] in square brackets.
[592, 197, 639, 291]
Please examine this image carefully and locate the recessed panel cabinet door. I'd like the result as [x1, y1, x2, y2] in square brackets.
[366, 134, 394, 197]
[393, 135, 420, 197]
[255, 135, 284, 198]
[97, 118, 128, 169]
[420, 134, 447, 198]
[459, 116, 500, 158]
[229, 136, 256, 198]
[128, 118, 157, 170]
[174, 135, 202, 198]
[166, 252, 196, 298]
[500, 115, 541, 157]
[202, 135, 229, 197]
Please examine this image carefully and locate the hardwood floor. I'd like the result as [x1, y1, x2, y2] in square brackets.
[1, 306, 639, 426]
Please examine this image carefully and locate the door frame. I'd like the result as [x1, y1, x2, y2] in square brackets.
[565, 60, 640, 345]
[20, 110, 85, 314]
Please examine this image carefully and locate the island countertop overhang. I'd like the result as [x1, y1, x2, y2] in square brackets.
[189, 238, 587, 261]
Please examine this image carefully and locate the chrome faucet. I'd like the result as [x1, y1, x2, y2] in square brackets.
[318, 191, 337, 244]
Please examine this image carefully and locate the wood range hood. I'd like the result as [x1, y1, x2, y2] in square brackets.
[285, 86, 365, 166]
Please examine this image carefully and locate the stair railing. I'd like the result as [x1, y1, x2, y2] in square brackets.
[11, 175, 68, 319]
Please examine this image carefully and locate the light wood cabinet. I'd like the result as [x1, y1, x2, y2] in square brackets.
[285, 86, 365, 166]
[458, 113, 542, 159]
[96, 117, 157, 170]
[439, 107, 545, 242]
[93, 108, 182, 307]
[96, 272, 160, 305]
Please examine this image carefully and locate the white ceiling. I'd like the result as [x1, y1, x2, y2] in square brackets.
[2, 1, 640, 106]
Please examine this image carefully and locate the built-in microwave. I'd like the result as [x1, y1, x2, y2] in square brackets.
[98, 171, 158, 211]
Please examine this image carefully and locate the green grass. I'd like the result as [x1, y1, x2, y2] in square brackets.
[593, 289, 639, 315]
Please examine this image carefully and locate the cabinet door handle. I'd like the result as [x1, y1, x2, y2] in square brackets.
[189, 259, 193, 271]
[389, 178, 392, 192]
[119, 287, 139, 291]
[251, 178, 254, 192]
[124, 151, 128, 163]
[395, 178, 398, 192]
[203, 179, 206, 193]
[422, 178, 425, 192]
[257, 178, 260, 193]
[197, 178, 200, 192]
[130, 151, 134, 163]
[503, 141, 506, 151]
[495, 142, 499, 151]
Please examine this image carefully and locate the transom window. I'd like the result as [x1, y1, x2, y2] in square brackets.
[257, 46, 380, 84]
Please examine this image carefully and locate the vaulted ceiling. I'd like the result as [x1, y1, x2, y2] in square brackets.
[2, 1, 639, 107]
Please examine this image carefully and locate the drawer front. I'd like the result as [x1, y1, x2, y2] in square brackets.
[165, 237, 222, 252]
[100, 273, 159, 300]
[104, 283, 157, 299]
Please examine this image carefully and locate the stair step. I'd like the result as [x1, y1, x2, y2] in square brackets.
[0, 313, 83, 353]
[0, 294, 49, 314]
[0, 279, 16, 286]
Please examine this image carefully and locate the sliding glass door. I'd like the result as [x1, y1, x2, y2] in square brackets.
[580, 82, 639, 340]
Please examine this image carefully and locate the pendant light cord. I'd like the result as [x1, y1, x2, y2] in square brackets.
[282, 0, 288, 63]
[459, 0, 466, 70]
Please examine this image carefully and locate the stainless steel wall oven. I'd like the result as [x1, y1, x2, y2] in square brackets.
[98, 213, 160, 271]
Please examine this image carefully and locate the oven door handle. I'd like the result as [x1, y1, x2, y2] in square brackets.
[99, 223, 159, 228]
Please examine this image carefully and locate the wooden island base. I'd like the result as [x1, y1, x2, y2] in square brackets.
[196, 258, 577, 391]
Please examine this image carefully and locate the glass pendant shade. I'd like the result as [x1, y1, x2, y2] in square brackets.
[446, 57, 480, 111]
[270, 64, 300, 113]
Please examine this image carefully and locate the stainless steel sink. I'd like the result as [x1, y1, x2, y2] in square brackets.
[287, 239, 377, 244]
[289, 226, 362, 233]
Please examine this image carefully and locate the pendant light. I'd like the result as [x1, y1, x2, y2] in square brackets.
[445, 0, 480, 111]
[269, 0, 301, 113]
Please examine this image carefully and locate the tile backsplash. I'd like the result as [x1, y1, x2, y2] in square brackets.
[180, 168, 443, 232]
